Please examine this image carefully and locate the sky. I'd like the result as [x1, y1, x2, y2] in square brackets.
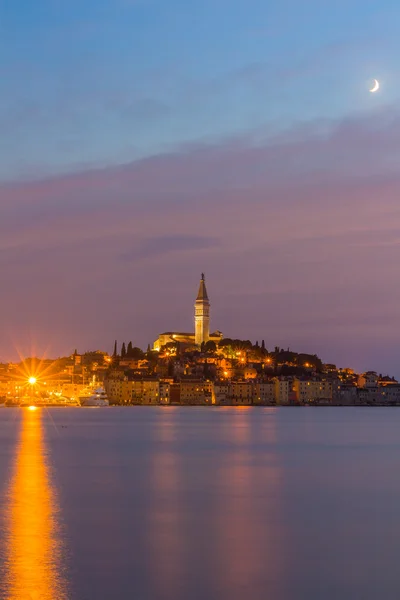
[1, 0, 400, 375]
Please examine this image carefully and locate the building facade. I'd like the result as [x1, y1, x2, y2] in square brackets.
[293, 379, 333, 404]
[180, 380, 213, 405]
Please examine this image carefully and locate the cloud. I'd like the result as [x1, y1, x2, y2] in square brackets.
[120, 235, 220, 261]
[2, 106, 400, 374]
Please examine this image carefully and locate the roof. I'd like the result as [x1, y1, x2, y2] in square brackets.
[157, 332, 222, 340]
[158, 332, 195, 337]
[196, 273, 209, 302]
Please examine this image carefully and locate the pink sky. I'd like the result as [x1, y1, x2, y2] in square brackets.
[1, 107, 400, 375]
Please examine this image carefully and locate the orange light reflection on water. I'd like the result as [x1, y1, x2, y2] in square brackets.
[4, 408, 68, 600]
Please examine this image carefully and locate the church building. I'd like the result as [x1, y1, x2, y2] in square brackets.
[153, 274, 223, 351]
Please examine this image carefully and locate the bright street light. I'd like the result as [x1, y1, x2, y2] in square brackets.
[28, 377, 37, 385]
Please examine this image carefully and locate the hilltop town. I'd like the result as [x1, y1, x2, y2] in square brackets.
[0, 275, 399, 407]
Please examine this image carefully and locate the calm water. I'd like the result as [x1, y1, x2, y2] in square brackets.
[1, 407, 400, 599]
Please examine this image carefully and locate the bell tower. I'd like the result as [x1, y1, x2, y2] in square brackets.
[194, 273, 210, 346]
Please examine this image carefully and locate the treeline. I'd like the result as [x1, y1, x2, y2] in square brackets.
[218, 339, 322, 370]
[114, 341, 145, 360]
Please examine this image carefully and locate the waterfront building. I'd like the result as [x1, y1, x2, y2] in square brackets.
[104, 378, 132, 404]
[212, 382, 230, 405]
[254, 381, 275, 405]
[153, 274, 223, 351]
[229, 381, 254, 405]
[131, 379, 159, 404]
[159, 380, 172, 404]
[104, 377, 160, 404]
[169, 382, 181, 404]
[274, 378, 290, 405]
[380, 384, 400, 404]
[332, 383, 358, 405]
[60, 383, 87, 400]
[293, 379, 333, 404]
[180, 380, 213, 405]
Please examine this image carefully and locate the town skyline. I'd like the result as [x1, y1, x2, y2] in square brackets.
[1, 269, 398, 379]
[1, 339, 398, 408]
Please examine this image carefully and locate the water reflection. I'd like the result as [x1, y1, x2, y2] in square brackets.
[146, 408, 286, 599]
[3, 408, 68, 600]
[214, 409, 286, 598]
[148, 409, 184, 599]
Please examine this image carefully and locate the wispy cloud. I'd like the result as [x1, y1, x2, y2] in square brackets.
[121, 235, 220, 261]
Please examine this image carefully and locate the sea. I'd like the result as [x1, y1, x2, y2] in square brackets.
[1, 406, 400, 600]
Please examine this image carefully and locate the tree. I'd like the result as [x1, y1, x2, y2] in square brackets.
[200, 341, 206, 353]
[127, 341, 133, 356]
[121, 343, 126, 358]
[219, 338, 233, 347]
[129, 347, 145, 360]
[113, 340, 118, 357]
[204, 340, 217, 353]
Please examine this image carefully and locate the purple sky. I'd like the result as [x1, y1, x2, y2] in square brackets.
[2, 106, 400, 374]
[2, 1, 400, 375]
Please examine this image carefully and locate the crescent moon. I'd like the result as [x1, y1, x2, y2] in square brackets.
[369, 79, 380, 93]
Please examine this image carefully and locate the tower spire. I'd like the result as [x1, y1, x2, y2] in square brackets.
[196, 273, 209, 301]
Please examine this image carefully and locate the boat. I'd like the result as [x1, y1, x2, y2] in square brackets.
[19, 396, 44, 408]
[43, 395, 80, 407]
[18, 393, 80, 408]
[78, 387, 109, 407]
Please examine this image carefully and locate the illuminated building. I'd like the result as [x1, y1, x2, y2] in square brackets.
[153, 274, 223, 351]
[180, 380, 213, 405]
[274, 378, 290, 405]
[293, 379, 333, 404]
[194, 273, 210, 346]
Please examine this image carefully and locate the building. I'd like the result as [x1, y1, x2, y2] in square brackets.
[212, 382, 230, 405]
[153, 274, 223, 351]
[180, 380, 213, 405]
[159, 380, 172, 404]
[230, 381, 254, 405]
[380, 384, 400, 404]
[254, 381, 275, 405]
[358, 371, 379, 388]
[274, 378, 290, 405]
[333, 383, 358, 405]
[105, 378, 132, 404]
[194, 273, 210, 346]
[244, 367, 258, 380]
[105, 377, 160, 404]
[293, 379, 333, 404]
[60, 383, 87, 400]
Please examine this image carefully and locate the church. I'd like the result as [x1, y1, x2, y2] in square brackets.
[153, 274, 223, 351]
